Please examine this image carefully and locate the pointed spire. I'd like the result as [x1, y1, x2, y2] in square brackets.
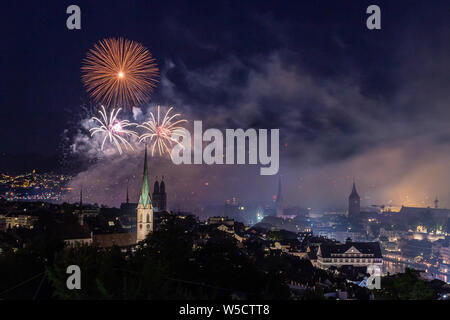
[139, 144, 151, 207]
[79, 186, 83, 211]
[79, 186, 84, 225]
[276, 176, 282, 202]
[160, 175, 166, 194]
[350, 179, 359, 198]
[126, 179, 129, 204]
[153, 179, 160, 194]
[276, 176, 283, 218]
[434, 196, 439, 209]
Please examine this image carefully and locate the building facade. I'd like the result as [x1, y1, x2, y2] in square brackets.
[317, 241, 383, 269]
[1, 214, 38, 229]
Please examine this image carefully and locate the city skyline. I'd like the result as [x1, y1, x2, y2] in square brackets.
[1, 1, 450, 304]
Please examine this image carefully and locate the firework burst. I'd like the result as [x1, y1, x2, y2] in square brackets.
[90, 106, 138, 154]
[138, 106, 187, 156]
[81, 37, 159, 108]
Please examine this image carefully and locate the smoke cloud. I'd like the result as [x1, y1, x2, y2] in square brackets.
[64, 44, 450, 211]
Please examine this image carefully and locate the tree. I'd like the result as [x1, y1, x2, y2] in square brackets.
[375, 268, 434, 300]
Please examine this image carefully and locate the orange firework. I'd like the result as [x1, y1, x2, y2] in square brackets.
[81, 37, 159, 108]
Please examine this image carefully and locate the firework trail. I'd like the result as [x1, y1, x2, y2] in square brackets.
[138, 106, 187, 156]
[90, 106, 138, 155]
[81, 37, 159, 108]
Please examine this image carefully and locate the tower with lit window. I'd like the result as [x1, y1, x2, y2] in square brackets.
[348, 181, 360, 221]
[137, 145, 154, 242]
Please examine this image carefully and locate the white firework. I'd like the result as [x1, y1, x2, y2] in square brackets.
[138, 106, 187, 156]
[90, 105, 138, 154]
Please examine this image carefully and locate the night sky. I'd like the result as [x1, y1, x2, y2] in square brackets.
[2, 1, 450, 210]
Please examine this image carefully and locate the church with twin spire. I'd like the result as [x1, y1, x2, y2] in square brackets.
[136, 145, 168, 242]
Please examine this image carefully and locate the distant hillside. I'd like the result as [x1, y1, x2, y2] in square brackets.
[0, 153, 61, 174]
